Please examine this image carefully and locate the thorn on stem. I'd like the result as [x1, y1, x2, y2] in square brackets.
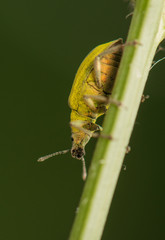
[123, 164, 127, 171]
[141, 94, 150, 103]
[126, 145, 131, 154]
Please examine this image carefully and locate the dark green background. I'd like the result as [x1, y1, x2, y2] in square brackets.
[0, 0, 165, 239]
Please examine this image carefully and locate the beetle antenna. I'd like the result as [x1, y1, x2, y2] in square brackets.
[150, 56, 165, 70]
[81, 157, 87, 181]
[37, 149, 70, 162]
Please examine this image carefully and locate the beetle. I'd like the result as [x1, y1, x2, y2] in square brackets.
[38, 38, 123, 180]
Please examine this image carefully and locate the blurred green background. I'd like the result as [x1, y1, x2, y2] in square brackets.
[0, 0, 165, 239]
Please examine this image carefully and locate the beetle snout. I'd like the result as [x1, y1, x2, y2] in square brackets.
[71, 147, 85, 160]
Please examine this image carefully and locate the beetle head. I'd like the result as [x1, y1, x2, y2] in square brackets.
[71, 145, 85, 159]
[71, 132, 89, 180]
[71, 132, 91, 160]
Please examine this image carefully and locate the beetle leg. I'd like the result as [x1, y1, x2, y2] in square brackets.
[70, 120, 113, 140]
[84, 94, 122, 111]
[83, 95, 98, 112]
[83, 94, 108, 113]
[84, 95, 108, 103]
[92, 132, 113, 139]
[70, 120, 102, 135]
[70, 121, 91, 136]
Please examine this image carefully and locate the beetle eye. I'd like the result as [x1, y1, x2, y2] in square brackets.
[71, 137, 74, 141]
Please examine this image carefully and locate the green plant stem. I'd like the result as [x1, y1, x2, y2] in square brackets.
[69, 1, 165, 239]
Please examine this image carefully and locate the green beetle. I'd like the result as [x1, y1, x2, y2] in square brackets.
[38, 39, 123, 180]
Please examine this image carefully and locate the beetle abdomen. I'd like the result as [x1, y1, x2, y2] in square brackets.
[100, 50, 122, 94]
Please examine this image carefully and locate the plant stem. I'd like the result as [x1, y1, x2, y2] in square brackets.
[69, 1, 165, 239]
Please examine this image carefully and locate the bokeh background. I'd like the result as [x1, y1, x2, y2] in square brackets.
[0, 0, 165, 239]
